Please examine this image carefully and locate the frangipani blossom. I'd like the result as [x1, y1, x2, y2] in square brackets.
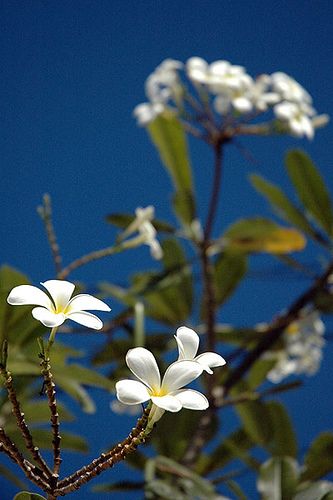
[121, 206, 163, 260]
[116, 347, 208, 421]
[267, 310, 325, 383]
[7, 280, 111, 330]
[175, 326, 226, 374]
[135, 56, 327, 140]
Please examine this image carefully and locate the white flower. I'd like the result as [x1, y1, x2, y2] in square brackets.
[134, 59, 183, 126]
[116, 347, 208, 419]
[271, 72, 312, 105]
[274, 101, 315, 139]
[121, 206, 163, 260]
[145, 59, 183, 103]
[249, 74, 280, 112]
[133, 102, 165, 126]
[7, 280, 111, 329]
[175, 326, 226, 374]
[267, 311, 325, 383]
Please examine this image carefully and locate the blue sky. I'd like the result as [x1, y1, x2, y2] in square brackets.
[1, 1, 333, 498]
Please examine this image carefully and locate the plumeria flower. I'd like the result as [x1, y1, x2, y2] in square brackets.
[133, 102, 165, 126]
[267, 310, 325, 383]
[120, 206, 163, 260]
[271, 72, 312, 105]
[175, 326, 226, 374]
[134, 59, 183, 126]
[116, 347, 208, 425]
[274, 101, 315, 139]
[7, 280, 111, 330]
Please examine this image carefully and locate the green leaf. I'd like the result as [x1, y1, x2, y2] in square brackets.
[250, 173, 319, 239]
[294, 481, 333, 500]
[147, 111, 196, 224]
[214, 251, 247, 306]
[247, 359, 277, 389]
[199, 428, 256, 474]
[172, 189, 196, 225]
[153, 409, 217, 461]
[257, 457, 299, 500]
[286, 150, 333, 235]
[302, 432, 333, 481]
[0, 266, 46, 348]
[235, 401, 271, 445]
[54, 363, 112, 390]
[147, 111, 193, 192]
[92, 481, 144, 492]
[13, 492, 47, 500]
[0, 464, 27, 489]
[144, 239, 193, 325]
[223, 217, 306, 254]
[265, 401, 297, 458]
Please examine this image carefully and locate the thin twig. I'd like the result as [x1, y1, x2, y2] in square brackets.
[55, 408, 150, 495]
[0, 366, 52, 479]
[40, 355, 62, 484]
[38, 194, 63, 275]
[223, 260, 333, 394]
[0, 428, 51, 491]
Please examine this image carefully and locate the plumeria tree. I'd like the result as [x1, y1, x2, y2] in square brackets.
[1, 56, 333, 500]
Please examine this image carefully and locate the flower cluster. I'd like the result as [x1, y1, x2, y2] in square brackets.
[266, 310, 325, 383]
[134, 57, 328, 140]
[115, 326, 226, 429]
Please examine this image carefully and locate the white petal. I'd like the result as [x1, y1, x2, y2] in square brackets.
[7, 285, 53, 310]
[32, 307, 65, 327]
[66, 294, 111, 313]
[151, 394, 182, 412]
[66, 311, 103, 330]
[41, 280, 75, 311]
[195, 352, 227, 373]
[176, 327, 199, 359]
[172, 389, 209, 410]
[233, 97, 253, 113]
[126, 347, 161, 391]
[162, 360, 203, 393]
[116, 380, 151, 405]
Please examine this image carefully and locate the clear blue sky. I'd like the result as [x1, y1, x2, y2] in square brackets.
[1, 1, 333, 498]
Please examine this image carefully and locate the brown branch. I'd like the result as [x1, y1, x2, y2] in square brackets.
[40, 355, 62, 484]
[57, 246, 121, 279]
[223, 260, 333, 394]
[55, 408, 150, 495]
[38, 194, 63, 275]
[183, 260, 333, 467]
[0, 366, 52, 479]
[0, 427, 51, 492]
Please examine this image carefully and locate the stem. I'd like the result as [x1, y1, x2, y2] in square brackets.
[46, 327, 57, 359]
[0, 428, 51, 491]
[0, 366, 52, 479]
[55, 408, 150, 495]
[223, 259, 333, 394]
[40, 354, 62, 482]
[57, 235, 145, 279]
[204, 141, 223, 241]
[38, 194, 63, 275]
[184, 142, 225, 467]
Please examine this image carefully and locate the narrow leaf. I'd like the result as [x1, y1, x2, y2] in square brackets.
[302, 432, 333, 481]
[286, 150, 333, 235]
[214, 251, 247, 306]
[250, 173, 318, 238]
[224, 218, 306, 254]
[257, 457, 299, 500]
